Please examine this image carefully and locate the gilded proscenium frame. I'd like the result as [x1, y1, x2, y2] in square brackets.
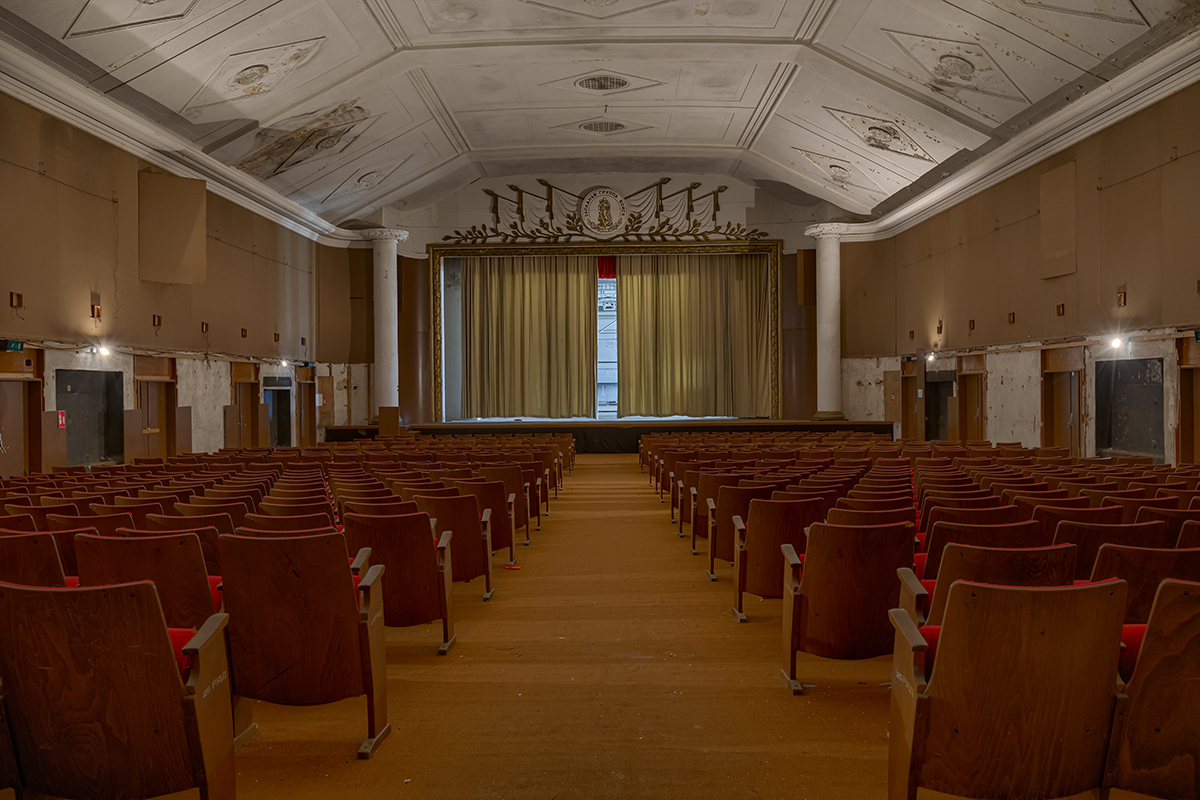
[427, 240, 783, 422]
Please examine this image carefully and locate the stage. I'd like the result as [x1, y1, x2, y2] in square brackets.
[409, 419, 894, 454]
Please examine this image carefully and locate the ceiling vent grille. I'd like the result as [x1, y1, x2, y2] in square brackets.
[580, 120, 627, 134]
[575, 75, 630, 92]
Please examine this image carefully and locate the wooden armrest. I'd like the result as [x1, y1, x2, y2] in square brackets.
[733, 516, 746, 551]
[706, 497, 716, 513]
[897, 567, 926, 625]
[888, 607, 928, 652]
[507, 493, 516, 506]
[429, 518, 437, 533]
[350, 547, 371, 576]
[183, 612, 229, 664]
[690, 487, 697, 500]
[480, 508, 492, 526]
[782, 543, 801, 567]
[357, 564, 385, 621]
[436, 530, 452, 552]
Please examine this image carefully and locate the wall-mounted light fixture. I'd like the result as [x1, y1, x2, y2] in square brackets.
[1117, 291, 1127, 307]
[1056, 304, 1065, 316]
[968, 319, 976, 331]
[152, 314, 162, 327]
[9, 292, 22, 308]
[241, 328, 248, 338]
[201, 321, 209, 333]
[1008, 312, 1016, 324]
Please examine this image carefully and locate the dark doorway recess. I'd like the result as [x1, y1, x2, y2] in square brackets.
[1095, 358, 1164, 462]
[56, 370, 123, 466]
[265, 389, 292, 448]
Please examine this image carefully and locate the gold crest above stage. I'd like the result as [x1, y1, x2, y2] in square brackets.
[442, 178, 771, 244]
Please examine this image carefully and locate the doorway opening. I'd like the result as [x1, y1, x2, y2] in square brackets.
[1095, 358, 1163, 462]
[265, 388, 292, 447]
[56, 370, 123, 466]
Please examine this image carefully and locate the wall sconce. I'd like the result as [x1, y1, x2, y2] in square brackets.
[968, 319, 976, 331]
[201, 321, 209, 333]
[936, 319, 943, 335]
[909, 330, 915, 340]
[274, 332, 280, 343]
[90, 304, 102, 321]
[9, 292, 22, 308]
[301, 337, 306, 346]
[241, 328, 248, 338]
[1056, 304, 1065, 317]
[1117, 291, 1127, 307]
[1008, 312, 1016, 324]
[152, 314, 162, 327]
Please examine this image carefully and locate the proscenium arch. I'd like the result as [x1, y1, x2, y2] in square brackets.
[427, 240, 783, 422]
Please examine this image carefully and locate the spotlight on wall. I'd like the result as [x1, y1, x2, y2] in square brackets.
[1111, 337, 1123, 349]
[98, 347, 110, 356]
[926, 353, 936, 362]
[281, 360, 289, 367]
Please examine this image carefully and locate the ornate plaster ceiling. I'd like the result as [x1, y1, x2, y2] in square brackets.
[1, 0, 1197, 229]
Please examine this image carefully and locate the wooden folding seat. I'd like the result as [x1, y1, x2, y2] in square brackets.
[47, 511, 133, 538]
[920, 520, 1049, 580]
[140, 487, 197, 509]
[399, 485, 459, 503]
[690, 474, 745, 556]
[449, 479, 516, 565]
[836, 495, 912, 512]
[189, 494, 257, 518]
[1080, 486, 1148, 506]
[888, 580, 1125, 800]
[344, 497, 418, 517]
[1102, 579, 1200, 798]
[980, 474, 1040, 493]
[236, 525, 339, 537]
[0, 533, 71, 586]
[899, 543, 1077, 626]
[415, 494, 494, 600]
[920, 504, 1020, 543]
[176, 500, 249, 531]
[0, 580, 233, 799]
[242, 512, 339, 533]
[1012, 493, 1088, 520]
[732, 497, 823, 622]
[0, 513, 37, 532]
[826, 506, 916, 527]
[1052, 520, 1175, 581]
[1001, 486, 1065, 507]
[1099, 494, 1178, 524]
[76, 533, 220, 629]
[670, 462, 717, 524]
[780, 521, 914, 694]
[2, 502, 56, 530]
[1133, 506, 1200, 546]
[1088, 544, 1200, 623]
[217, 533, 388, 757]
[705, 485, 776, 581]
[1031, 503, 1123, 536]
[258, 499, 336, 528]
[145, 513, 230, 572]
[1154, 486, 1200, 506]
[206, 486, 264, 510]
[343, 512, 454, 653]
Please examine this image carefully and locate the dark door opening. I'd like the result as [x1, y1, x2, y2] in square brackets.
[1095, 358, 1164, 462]
[57, 370, 124, 466]
[265, 389, 292, 447]
[924, 371, 955, 442]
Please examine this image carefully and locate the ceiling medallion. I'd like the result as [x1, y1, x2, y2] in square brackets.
[579, 187, 628, 236]
[584, 0, 620, 7]
[234, 64, 270, 86]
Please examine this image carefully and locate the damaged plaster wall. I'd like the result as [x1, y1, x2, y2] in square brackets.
[315, 363, 373, 434]
[984, 350, 1042, 447]
[843, 356, 901, 438]
[176, 358, 231, 455]
[43, 349, 135, 412]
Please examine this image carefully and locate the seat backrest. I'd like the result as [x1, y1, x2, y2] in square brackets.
[76, 533, 215, 629]
[399, 486, 459, 503]
[48, 511, 132, 537]
[837, 496, 912, 512]
[449, 479, 512, 548]
[1089, 544, 1200, 623]
[826, 506, 916, 526]
[479, 465, 529, 527]
[243, 512, 335, 532]
[925, 543, 1077, 625]
[415, 494, 487, 581]
[924, 520, 1050, 580]
[257, 500, 335, 527]
[97, 500, 165, 527]
[0, 581, 200, 800]
[343, 512, 444, 627]
[1102, 494, 1179, 524]
[342, 498, 418, 517]
[1106, 579, 1200, 798]
[1052, 520, 1174, 580]
[741, 497, 824, 598]
[1031, 503, 1122, 534]
[795, 521, 914, 659]
[1135, 506, 1200, 545]
[916, 581, 1126, 799]
[0, 512, 38, 532]
[0, 533, 68, 586]
[218, 533, 364, 704]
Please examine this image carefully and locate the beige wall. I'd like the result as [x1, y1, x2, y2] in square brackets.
[841, 80, 1200, 358]
[315, 244, 374, 364]
[0, 92, 315, 361]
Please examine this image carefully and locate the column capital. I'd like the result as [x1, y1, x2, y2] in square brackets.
[804, 222, 851, 240]
[360, 227, 410, 243]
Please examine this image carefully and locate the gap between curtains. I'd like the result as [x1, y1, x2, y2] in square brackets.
[461, 255, 597, 418]
[617, 253, 770, 418]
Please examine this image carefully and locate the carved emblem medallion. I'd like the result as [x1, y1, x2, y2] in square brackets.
[579, 187, 628, 236]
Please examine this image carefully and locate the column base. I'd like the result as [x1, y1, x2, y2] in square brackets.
[811, 411, 846, 421]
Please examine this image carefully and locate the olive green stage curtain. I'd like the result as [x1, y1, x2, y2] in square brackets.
[461, 255, 597, 418]
[617, 252, 770, 418]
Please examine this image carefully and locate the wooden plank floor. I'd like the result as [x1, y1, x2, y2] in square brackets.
[227, 453, 894, 799]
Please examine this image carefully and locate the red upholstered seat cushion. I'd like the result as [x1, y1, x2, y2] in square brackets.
[918, 625, 940, 682]
[915, 532, 927, 551]
[914, 552, 928, 580]
[1119, 624, 1146, 684]
[207, 576, 223, 612]
[65, 576, 80, 588]
[167, 627, 196, 680]
[919, 579, 936, 616]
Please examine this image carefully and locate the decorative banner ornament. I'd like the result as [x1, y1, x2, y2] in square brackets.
[578, 187, 628, 236]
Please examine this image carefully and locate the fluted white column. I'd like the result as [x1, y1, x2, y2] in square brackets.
[805, 223, 850, 420]
[361, 228, 409, 418]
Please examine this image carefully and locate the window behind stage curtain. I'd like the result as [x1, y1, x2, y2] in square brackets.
[617, 253, 770, 418]
[461, 255, 597, 418]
